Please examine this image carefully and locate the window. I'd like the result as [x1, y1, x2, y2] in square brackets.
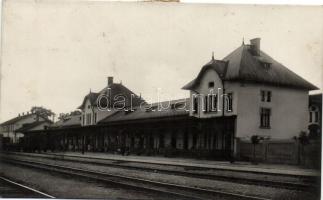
[87, 105, 91, 109]
[193, 96, 198, 114]
[267, 91, 271, 102]
[309, 106, 320, 124]
[94, 113, 97, 124]
[261, 90, 272, 102]
[262, 62, 271, 70]
[315, 112, 319, 123]
[261, 91, 266, 102]
[82, 115, 85, 125]
[226, 93, 233, 112]
[204, 96, 208, 112]
[208, 82, 214, 88]
[86, 113, 91, 125]
[211, 94, 217, 112]
[260, 108, 271, 128]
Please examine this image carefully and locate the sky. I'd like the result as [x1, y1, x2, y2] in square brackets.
[0, 0, 322, 122]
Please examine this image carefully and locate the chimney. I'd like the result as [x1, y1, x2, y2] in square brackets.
[250, 38, 261, 56]
[107, 76, 113, 87]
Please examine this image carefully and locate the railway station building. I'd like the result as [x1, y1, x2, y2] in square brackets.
[20, 38, 318, 161]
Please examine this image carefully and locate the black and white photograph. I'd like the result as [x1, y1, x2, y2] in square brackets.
[0, 0, 322, 199]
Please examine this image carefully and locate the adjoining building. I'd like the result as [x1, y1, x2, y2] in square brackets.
[0, 112, 52, 144]
[19, 38, 319, 162]
[308, 93, 322, 139]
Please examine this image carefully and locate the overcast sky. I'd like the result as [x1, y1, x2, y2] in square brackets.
[0, 0, 322, 122]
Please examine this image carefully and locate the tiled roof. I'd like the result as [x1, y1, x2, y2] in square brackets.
[50, 114, 82, 129]
[183, 44, 318, 90]
[98, 98, 190, 123]
[15, 120, 52, 133]
[1, 113, 37, 126]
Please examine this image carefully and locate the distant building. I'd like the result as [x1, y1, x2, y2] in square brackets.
[0, 112, 51, 143]
[308, 93, 322, 139]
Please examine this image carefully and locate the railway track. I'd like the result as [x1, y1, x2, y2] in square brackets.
[0, 176, 55, 198]
[3, 151, 318, 191]
[2, 157, 270, 200]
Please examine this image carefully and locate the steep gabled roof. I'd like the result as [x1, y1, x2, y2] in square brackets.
[182, 60, 228, 90]
[77, 92, 100, 110]
[183, 43, 318, 91]
[78, 83, 146, 110]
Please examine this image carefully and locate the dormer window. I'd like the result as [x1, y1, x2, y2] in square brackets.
[261, 62, 271, 70]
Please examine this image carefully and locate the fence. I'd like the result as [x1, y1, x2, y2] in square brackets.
[237, 139, 321, 168]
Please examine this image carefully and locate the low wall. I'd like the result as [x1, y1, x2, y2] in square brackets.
[237, 139, 321, 168]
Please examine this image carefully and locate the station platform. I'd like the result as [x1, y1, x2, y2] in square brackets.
[47, 151, 320, 177]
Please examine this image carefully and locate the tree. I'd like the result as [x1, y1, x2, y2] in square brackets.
[58, 113, 69, 121]
[296, 131, 309, 165]
[30, 106, 55, 120]
[58, 110, 82, 121]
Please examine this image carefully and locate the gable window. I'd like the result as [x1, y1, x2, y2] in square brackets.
[226, 93, 233, 112]
[211, 94, 217, 112]
[260, 108, 271, 128]
[261, 90, 272, 102]
[86, 113, 92, 125]
[88, 105, 91, 109]
[208, 82, 214, 88]
[193, 96, 198, 114]
[204, 96, 208, 112]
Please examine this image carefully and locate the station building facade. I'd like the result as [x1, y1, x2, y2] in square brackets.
[21, 38, 318, 160]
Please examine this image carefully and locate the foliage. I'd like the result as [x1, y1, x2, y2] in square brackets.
[298, 131, 309, 146]
[58, 110, 82, 121]
[250, 135, 263, 144]
[30, 106, 55, 120]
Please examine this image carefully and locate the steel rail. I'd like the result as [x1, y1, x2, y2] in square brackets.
[0, 176, 55, 198]
[3, 151, 317, 191]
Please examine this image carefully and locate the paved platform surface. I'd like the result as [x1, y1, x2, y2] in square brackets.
[49, 151, 320, 177]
